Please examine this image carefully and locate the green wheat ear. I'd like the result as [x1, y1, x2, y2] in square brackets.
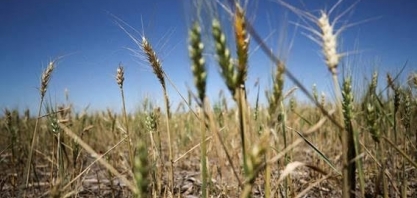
[342, 78, 354, 129]
[212, 18, 237, 97]
[189, 21, 207, 104]
[366, 102, 379, 143]
[266, 62, 285, 122]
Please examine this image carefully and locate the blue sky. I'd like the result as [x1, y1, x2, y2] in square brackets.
[1, 0, 416, 114]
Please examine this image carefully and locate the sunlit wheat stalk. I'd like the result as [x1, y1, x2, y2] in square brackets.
[213, 16, 251, 178]
[141, 36, 174, 195]
[233, 4, 251, 187]
[212, 5, 254, 192]
[24, 60, 56, 195]
[116, 64, 134, 170]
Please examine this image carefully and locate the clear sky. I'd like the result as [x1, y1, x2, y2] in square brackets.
[1, 0, 416, 114]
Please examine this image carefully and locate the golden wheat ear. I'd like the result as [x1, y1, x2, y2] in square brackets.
[234, 3, 249, 88]
[116, 65, 124, 88]
[40, 61, 56, 98]
[141, 37, 165, 89]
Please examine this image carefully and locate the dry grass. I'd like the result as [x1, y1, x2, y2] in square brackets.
[1, 82, 416, 197]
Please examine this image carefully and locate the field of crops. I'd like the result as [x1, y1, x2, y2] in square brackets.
[1, 1, 416, 197]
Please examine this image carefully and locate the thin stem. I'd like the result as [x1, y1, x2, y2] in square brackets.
[200, 103, 208, 198]
[237, 87, 248, 176]
[162, 89, 174, 195]
[120, 87, 134, 168]
[23, 97, 44, 196]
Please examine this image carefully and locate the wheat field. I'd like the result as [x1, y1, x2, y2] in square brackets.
[1, 1, 417, 197]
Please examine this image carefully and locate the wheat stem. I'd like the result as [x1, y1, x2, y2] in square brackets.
[24, 60, 56, 196]
[116, 64, 134, 169]
[189, 20, 209, 197]
[141, 36, 174, 195]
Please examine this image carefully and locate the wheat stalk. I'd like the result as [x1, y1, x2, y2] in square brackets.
[116, 65, 125, 88]
[141, 36, 174, 195]
[115, 64, 134, 170]
[212, 10, 253, 192]
[276, 1, 361, 196]
[341, 77, 361, 196]
[24, 60, 56, 195]
[188, 20, 209, 197]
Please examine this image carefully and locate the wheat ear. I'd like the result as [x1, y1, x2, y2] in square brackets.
[212, 18, 237, 97]
[189, 21, 207, 104]
[234, 3, 249, 88]
[267, 62, 285, 123]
